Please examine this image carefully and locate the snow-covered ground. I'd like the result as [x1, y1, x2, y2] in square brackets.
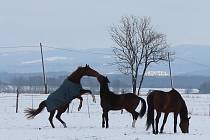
[0, 93, 210, 140]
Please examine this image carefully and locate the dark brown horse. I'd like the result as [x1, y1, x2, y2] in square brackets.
[24, 64, 99, 128]
[97, 75, 146, 128]
[146, 88, 190, 134]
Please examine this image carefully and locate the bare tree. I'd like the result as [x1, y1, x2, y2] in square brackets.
[110, 16, 170, 95]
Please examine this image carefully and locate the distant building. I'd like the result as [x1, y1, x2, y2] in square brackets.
[145, 71, 169, 76]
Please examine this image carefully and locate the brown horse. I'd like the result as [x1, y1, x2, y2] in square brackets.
[24, 64, 99, 128]
[97, 75, 146, 128]
[146, 88, 190, 134]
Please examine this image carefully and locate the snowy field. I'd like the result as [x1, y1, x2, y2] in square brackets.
[0, 93, 210, 140]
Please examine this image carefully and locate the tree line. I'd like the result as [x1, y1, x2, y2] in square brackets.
[1, 74, 210, 94]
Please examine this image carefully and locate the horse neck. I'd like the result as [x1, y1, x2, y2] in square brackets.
[179, 100, 188, 120]
[100, 83, 110, 93]
[68, 70, 83, 84]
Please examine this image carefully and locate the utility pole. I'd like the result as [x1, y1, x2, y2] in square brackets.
[168, 52, 174, 89]
[40, 43, 48, 94]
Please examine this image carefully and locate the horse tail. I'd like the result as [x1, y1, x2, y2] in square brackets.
[146, 92, 154, 130]
[138, 97, 146, 118]
[24, 100, 46, 119]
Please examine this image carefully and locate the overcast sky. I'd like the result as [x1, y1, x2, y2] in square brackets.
[0, 0, 210, 50]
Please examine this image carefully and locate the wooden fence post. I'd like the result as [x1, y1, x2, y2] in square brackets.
[67, 104, 70, 113]
[70, 102, 74, 113]
[87, 95, 90, 118]
[121, 89, 124, 114]
[31, 93, 34, 109]
[209, 104, 210, 116]
[16, 88, 20, 113]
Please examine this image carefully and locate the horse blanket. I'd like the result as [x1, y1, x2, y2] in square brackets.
[45, 79, 82, 112]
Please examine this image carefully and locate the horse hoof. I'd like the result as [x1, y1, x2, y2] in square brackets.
[153, 131, 157, 135]
[153, 132, 158, 135]
[63, 123, 67, 128]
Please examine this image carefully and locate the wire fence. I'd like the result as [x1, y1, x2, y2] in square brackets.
[1, 44, 210, 69]
[0, 93, 210, 116]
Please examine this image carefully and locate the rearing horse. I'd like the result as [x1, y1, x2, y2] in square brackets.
[146, 88, 190, 134]
[24, 64, 100, 128]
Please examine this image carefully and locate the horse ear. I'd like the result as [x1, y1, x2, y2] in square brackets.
[85, 64, 89, 68]
[105, 76, 110, 83]
[188, 116, 191, 120]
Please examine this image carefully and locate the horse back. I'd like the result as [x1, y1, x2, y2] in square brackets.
[148, 90, 182, 113]
[122, 93, 140, 109]
[100, 92, 139, 111]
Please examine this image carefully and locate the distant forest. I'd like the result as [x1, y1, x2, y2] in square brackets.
[0, 72, 210, 94]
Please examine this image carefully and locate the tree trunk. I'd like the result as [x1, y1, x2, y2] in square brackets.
[137, 64, 148, 95]
[132, 75, 137, 94]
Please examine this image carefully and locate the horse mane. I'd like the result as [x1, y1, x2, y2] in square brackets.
[99, 77, 116, 96]
[179, 96, 188, 120]
[171, 89, 188, 120]
[67, 67, 82, 79]
[100, 81, 111, 94]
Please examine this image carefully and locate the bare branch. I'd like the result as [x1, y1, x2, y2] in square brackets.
[110, 16, 171, 94]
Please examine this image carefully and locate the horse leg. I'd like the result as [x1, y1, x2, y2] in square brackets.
[102, 112, 105, 128]
[80, 89, 96, 103]
[56, 111, 67, 128]
[174, 113, 178, 133]
[77, 96, 83, 111]
[131, 111, 139, 128]
[56, 104, 69, 128]
[155, 112, 161, 134]
[105, 111, 109, 128]
[49, 110, 55, 128]
[160, 113, 169, 133]
[152, 116, 155, 134]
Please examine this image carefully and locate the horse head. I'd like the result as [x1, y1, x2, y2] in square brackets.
[68, 64, 100, 83]
[77, 64, 100, 77]
[179, 116, 190, 133]
[97, 74, 110, 84]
